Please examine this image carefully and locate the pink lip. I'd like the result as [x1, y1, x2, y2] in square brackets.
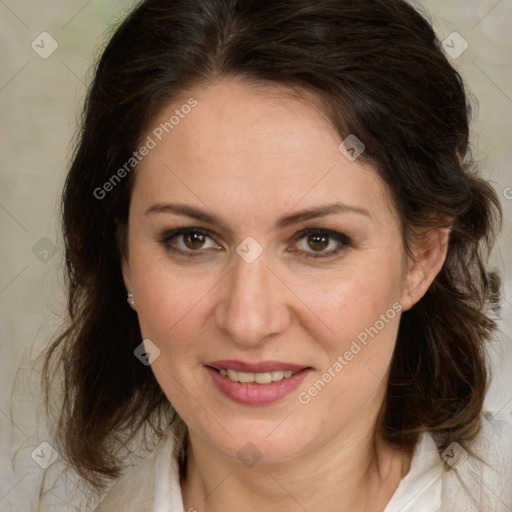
[206, 359, 309, 373]
[205, 364, 312, 406]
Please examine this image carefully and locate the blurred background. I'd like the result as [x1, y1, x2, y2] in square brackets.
[1, 0, 511, 510]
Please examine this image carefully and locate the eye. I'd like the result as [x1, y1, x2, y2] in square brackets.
[159, 227, 351, 260]
[291, 228, 351, 259]
[159, 227, 220, 256]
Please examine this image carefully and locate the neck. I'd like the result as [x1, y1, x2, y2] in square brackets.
[180, 416, 412, 512]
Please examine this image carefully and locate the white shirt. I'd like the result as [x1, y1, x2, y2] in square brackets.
[89, 409, 512, 512]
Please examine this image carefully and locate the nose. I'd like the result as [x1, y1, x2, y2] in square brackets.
[214, 251, 291, 348]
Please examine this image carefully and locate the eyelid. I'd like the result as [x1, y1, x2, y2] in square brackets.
[159, 226, 351, 259]
[291, 228, 351, 246]
[288, 228, 351, 259]
[159, 227, 221, 255]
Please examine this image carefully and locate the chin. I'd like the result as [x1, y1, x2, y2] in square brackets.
[194, 414, 319, 467]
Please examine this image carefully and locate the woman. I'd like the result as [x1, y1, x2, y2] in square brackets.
[40, 0, 512, 510]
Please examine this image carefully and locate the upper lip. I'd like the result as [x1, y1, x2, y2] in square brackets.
[206, 360, 310, 373]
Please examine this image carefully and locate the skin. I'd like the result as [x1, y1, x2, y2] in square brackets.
[122, 76, 450, 512]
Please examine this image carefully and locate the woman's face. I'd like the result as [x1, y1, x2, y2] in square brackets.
[122, 77, 419, 464]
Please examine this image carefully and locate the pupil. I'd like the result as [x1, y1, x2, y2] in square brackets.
[185, 232, 205, 249]
[308, 234, 328, 251]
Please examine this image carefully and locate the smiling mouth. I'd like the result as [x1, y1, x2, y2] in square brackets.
[205, 363, 312, 405]
[212, 368, 300, 384]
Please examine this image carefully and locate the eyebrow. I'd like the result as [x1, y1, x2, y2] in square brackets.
[145, 201, 372, 230]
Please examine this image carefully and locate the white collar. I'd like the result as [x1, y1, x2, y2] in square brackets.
[383, 432, 444, 512]
[151, 426, 444, 512]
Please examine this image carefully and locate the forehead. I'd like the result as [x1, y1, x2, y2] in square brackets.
[131, 77, 393, 228]
[144, 78, 339, 171]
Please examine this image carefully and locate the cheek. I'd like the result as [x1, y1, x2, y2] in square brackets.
[128, 248, 220, 347]
[291, 272, 403, 415]
[135, 275, 216, 349]
[290, 261, 403, 351]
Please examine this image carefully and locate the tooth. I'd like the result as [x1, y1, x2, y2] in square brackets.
[238, 371, 255, 383]
[220, 369, 299, 383]
[255, 372, 273, 384]
[270, 371, 284, 382]
[227, 369, 238, 381]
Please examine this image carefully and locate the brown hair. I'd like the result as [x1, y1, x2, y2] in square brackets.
[43, 0, 502, 490]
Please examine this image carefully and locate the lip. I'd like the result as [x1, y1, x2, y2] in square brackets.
[205, 363, 312, 406]
[206, 359, 309, 373]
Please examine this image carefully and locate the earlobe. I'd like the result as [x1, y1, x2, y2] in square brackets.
[121, 258, 137, 311]
[118, 218, 136, 310]
[400, 227, 451, 311]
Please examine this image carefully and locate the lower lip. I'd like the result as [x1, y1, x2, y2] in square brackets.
[205, 366, 311, 405]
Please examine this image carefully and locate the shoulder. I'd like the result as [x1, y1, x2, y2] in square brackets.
[440, 409, 512, 511]
[93, 421, 186, 512]
[478, 409, 512, 461]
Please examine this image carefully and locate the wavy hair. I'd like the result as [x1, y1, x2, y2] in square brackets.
[43, 0, 502, 489]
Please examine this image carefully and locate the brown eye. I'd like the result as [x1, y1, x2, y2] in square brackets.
[307, 233, 329, 252]
[293, 229, 351, 259]
[160, 227, 220, 256]
[183, 231, 207, 250]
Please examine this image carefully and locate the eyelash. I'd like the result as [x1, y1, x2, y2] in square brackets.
[159, 227, 351, 260]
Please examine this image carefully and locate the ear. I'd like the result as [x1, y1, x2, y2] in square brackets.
[400, 227, 451, 311]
